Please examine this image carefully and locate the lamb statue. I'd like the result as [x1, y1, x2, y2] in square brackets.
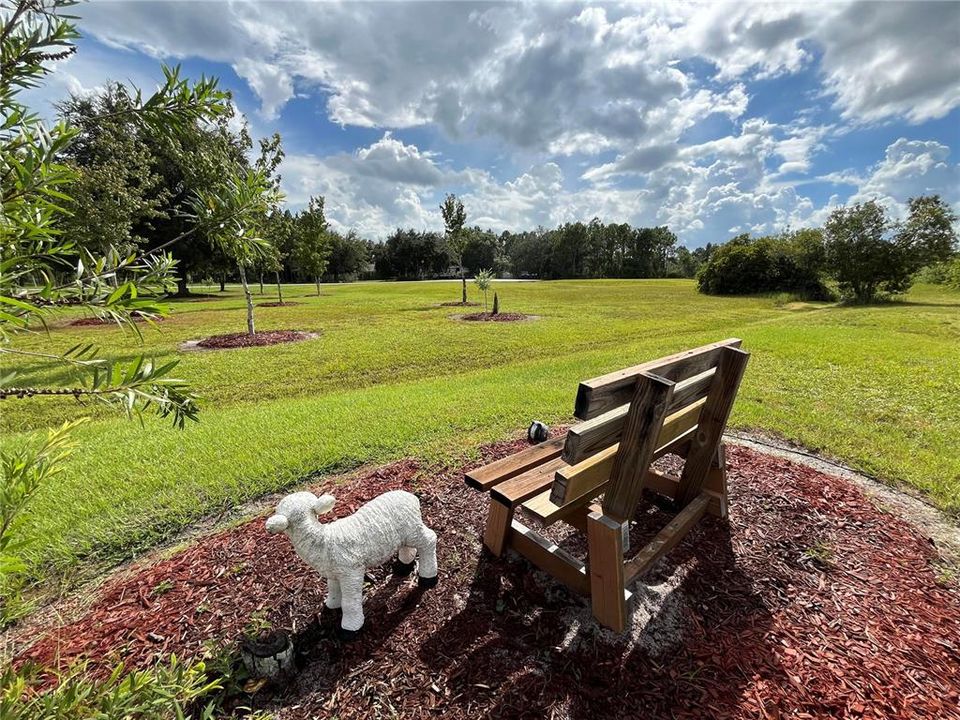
[265, 489, 438, 639]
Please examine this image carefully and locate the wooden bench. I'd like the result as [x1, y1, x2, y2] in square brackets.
[465, 339, 749, 631]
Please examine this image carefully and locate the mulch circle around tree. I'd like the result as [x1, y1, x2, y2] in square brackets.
[458, 312, 532, 322]
[257, 302, 301, 308]
[13, 439, 960, 718]
[181, 331, 318, 351]
[68, 313, 163, 327]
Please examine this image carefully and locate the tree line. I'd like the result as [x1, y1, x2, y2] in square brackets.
[372, 220, 706, 281]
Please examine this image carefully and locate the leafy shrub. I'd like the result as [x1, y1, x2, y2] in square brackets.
[915, 257, 960, 289]
[1, 657, 224, 720]
[1, 422, 83, 626]
[949, 258, 960, 290]
[696, 230, 830, 299]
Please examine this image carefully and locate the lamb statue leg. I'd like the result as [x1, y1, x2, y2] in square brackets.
[338, 571, 366, 636]
[324, 575, 342, 610]
[408, 525, 438, 587]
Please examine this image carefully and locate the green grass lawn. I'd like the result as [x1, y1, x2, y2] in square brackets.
[3, 279, 959, 593]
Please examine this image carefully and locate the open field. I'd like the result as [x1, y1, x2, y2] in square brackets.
[3, 279, 959, 594]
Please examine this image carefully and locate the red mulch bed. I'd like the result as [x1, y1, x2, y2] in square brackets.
[460, 312, 528, 322]
[69, 313, 162, 327]
[257, 302, 301, 308]
[195, 331, 312, 349]
[14, 443, 960, 718]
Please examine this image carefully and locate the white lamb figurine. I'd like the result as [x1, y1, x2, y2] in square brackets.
[265, 489, 438, 639]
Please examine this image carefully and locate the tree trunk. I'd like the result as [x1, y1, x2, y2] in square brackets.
[219, 276, 226, 292]
[175, 274, 190, 297]
[259, 273, 264, 294]
[316, 277, 321, 296]
[275, 271, 283, 305]
[461, 268, 467, 304]
[238, 265, 256, 335]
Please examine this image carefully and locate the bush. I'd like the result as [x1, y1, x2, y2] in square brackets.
[696, 230, 830, 299]
[915, 257, 960, 289]
[1, 657, 225, 720]
[949, 258, 960, 290]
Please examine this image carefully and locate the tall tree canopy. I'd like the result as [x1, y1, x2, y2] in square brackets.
[824, 197, 957, 302]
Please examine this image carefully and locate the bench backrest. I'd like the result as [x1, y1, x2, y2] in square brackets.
[552, 339, 748, 522]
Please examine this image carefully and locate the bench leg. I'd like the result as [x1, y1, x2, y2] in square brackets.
[704, 445, 728, 519]
[483, 498, 513, 556]
[587, 511, 627, 632]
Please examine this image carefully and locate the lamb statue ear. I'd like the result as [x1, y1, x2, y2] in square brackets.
[265, 514, 289, 534]
[313, 494, 336, 515]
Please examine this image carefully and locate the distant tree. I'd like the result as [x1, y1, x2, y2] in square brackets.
[375, 229, 448, 280]
[264, 209, 296, 303]
[292, 196, 332, 295]
[56, 84, 169, 253]
[668, 247, 700, 278]
[824, 197, 957, 303]
[896, 195, 958, 269]
[441, 193, 468, 302]
[696, 234, 771, 295]
[325, 230, 369, 281]
[461, 227, 500, 275]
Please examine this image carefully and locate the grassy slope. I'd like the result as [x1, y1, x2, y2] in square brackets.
[3, 279, 958, 587]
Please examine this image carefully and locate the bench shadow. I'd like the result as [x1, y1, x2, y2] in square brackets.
[417, 517, 784, 719]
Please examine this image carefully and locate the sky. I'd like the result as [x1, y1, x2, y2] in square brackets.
[27, 0, 960, 248]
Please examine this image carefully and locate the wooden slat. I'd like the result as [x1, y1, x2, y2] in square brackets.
[587, 511, 627, 631]
[602, 373, 674, 523]
[490, 456, 567, 507]
[509, 520, 590, 595]
[554, 399, 705, 502]
[528, 460, 721, 525]
[552, 444, 617, 506]
[669, 367, 715, 411]
[623, 492, 710, 583]
[676, 347, 749, 508]
[563, 392, 707, 466]
[522, 488, 575, 524]
[574, 338, 741, 420]
[464, 436, 566, 491]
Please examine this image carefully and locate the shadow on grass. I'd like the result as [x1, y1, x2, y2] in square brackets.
[6, 349, 180, 386]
